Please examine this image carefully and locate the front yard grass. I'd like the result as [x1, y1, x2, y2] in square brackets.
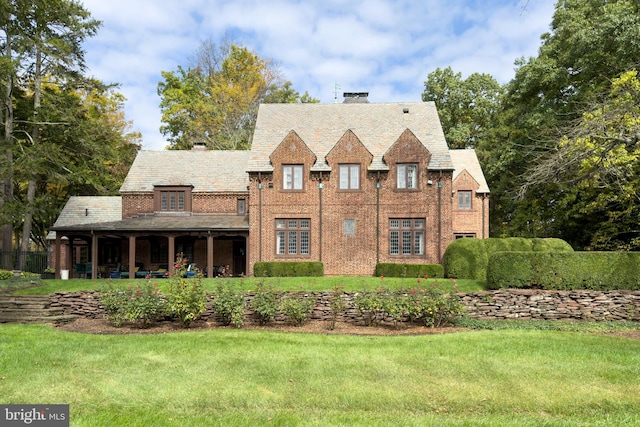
[11, 276, 485, 295]
[1, 324, 639, 426]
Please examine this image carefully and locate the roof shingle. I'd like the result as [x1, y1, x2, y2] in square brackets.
[248, 101, 454, 172]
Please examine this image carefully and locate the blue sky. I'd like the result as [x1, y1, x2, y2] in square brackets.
[79, 0, 555, 151]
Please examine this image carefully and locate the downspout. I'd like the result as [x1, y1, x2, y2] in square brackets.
[481, 194, 487, 239]
[318, 172, 323, 262]
[258, 172, 263, 262]
[376, 171, 381, 265]
[437, 171, 443, 262]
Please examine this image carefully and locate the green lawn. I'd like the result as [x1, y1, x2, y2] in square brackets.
[12, 276, 484, 295]
[1, 324, 639, 426]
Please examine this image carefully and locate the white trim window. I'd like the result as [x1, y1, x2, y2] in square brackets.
[397, 164, 418, 189]
[283, 165, 303, 190]
[339, 164, 360, 190]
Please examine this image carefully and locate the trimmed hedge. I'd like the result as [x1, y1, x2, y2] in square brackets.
[254, 262, 324, 277]
[443, 237, 573, 280]
[487, 251, 640, 290]
[375, 263, 444, 278]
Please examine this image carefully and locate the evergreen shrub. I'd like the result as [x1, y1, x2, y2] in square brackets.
[487, 251, 640, 290]
[254, 262, 323, 277]
[375, 263, 443, 278]
[443, 237, 573, 280]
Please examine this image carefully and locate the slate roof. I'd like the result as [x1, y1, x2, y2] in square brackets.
[47, 196, 122, 239]
[120, 150, 250, 193]
[449, 149, 490, 193]
[52, 214, 249, 233]
[248, 101, 454, 173]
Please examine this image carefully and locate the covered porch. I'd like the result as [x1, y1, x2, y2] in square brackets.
[50, 214, 249, 280]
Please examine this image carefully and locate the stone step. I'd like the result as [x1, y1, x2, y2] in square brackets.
[0, 307, 64, 317]
[0, 295, 76, 325]
[0, 314, 78, 324]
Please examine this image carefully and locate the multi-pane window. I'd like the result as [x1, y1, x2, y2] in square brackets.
[160, 191, 185, 211]
[458, 191, 472, 209]
[283, 165, 303, 190]
[237, 199, 246, 215]
[155, 186, 191, 213]
[397, 164, 418, 189]
[276, 219, 310, 256]
[389, 218, 425, 255]
[339, 164, 360, 190]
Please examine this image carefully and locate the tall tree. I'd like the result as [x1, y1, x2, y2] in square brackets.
[484, 0, 640, 248]
[0, 0, 16, 265]
[422, 67, 504, 149]
[12, 0, 100, 265]
[158, 38, 317, 150]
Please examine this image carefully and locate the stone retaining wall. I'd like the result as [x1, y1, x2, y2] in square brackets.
[50, 289, 640, 324]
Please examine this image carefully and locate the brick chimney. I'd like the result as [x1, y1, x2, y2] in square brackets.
[343, 92, 369, 103]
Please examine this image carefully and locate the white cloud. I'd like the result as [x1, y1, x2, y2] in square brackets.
[79, 0, 556, 150]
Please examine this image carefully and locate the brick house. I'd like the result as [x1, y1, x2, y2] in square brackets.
[49, 95, 489, 278]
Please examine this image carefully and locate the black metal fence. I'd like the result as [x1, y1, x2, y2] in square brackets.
[0, 250, 49, 273]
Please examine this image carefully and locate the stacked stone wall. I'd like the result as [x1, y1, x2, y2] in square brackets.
[50, 289, 640, 324]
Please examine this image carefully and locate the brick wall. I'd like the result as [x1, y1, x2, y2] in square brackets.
[248, 130, 456, 276]
[452, 170, 489, 238]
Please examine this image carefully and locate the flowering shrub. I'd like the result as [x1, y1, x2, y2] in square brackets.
[328, 286, 346, 330]
[354, 290, 385, 326]
[167, 276, 207, 327]
[354, 282, 464, 328]
[211, 284, 245, 328]
[278, 292, 315, 326]
[250, 281, 279, 325]
[99, 281, 167, 328]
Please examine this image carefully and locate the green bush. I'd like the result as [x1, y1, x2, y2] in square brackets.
[254, 262, 323, 277]
[354, 290, 386, 326]
[278, 292, 315, 326]
[487, 251, 640, 290]
[375, 263, 444, 278]
[211, 284, 246, 328]
[250, 281, 280, 325]
[443, 237, 573, 280]
[99, 281, 167, 328]
[354, 287, 465, 327]
[0, 269, 13, 280]
[167, 275, 207, 327]
[328, 286, 346, 330]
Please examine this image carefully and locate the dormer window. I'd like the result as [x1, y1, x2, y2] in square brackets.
[283, 165, 304, 190]
[154, 186, 192, 213]
[397, 163, 418, 189]
[339, 164, 360, 190]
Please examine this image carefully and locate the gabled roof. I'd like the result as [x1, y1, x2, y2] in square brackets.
[120, 150, 250, 193]
[248, 101, 454, 173]
[449, 149, 490, 193]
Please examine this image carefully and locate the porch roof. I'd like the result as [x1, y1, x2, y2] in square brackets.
[51, 213, 249, 234]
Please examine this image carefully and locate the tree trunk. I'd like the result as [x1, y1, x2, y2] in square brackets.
[19, 47, 42, 267]
[1, 25, 15, 269]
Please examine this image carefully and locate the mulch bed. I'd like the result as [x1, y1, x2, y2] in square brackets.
[55, 317, 471, 336]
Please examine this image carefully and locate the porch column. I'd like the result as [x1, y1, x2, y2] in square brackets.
[91, 233, 98, 279]
[207, 233, 214, 278]
[168, 235, 175, 275]
[244, 235, 249, 277]
[128, 235, 136, 279]
[55, 234, 62, 279]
